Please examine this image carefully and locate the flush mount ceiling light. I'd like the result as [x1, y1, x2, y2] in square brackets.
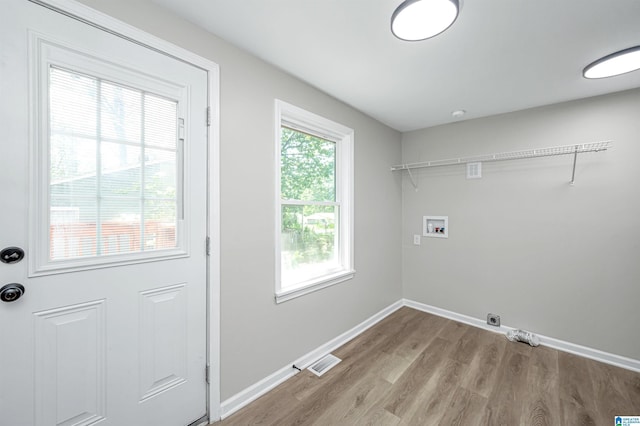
[583, 46, 640, 79]
[391, 0, 460, 41]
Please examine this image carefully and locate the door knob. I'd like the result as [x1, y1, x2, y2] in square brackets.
[0, 283, 25, 302]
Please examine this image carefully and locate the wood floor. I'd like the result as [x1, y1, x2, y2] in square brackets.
[214, 307, 640, 425]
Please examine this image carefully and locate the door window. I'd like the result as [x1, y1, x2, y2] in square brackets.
[32, 42, 188, 274]
[50, 66, 180, 260]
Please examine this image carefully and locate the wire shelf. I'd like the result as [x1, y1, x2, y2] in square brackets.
[391, 141, 612, 171]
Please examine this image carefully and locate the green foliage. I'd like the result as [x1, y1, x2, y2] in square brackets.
[281, 127, 335, 202]
[281, 205, 336, 267]
[293, 228, 334, 264]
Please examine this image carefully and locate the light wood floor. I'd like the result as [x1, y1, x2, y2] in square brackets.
[214, 307, 640, 425]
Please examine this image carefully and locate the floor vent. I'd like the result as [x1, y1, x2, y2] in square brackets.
[308, 354, 341, 377]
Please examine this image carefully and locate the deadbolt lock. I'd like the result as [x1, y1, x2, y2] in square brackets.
[0, 247, 25, 264]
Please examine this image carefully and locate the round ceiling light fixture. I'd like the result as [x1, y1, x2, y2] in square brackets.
[391, 0, 460, 41]
[583, 46, 640, 79]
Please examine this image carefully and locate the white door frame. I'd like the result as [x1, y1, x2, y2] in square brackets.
[30, 0, 221, 421]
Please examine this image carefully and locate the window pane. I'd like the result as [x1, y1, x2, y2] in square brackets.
[100, 81, 142, 143]
[101, 142, 141, 197]
[144, 148, 176, 199]
[101, 198, 141, 255]
[281, 204, 339, 287]
[145, 94, 177, 149]
[280, 127, 336, 202]
[50, 136, 97, 195]
[50, 67, 97, 136]
[144, 199, 177, 250]
[50, 198, 97, 260]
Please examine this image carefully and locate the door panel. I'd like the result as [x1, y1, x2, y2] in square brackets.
[0, 2, 208, 425]
[34, 300, 107, 426]
[139, 284, 188, 401]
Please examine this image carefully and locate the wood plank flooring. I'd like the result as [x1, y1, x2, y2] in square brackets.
[213, 307, 640, 425]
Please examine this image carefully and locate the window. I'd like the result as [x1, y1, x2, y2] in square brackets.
[49, 67, 180, 262]
[32, 42, 189, 275]
[275, 100, 354, 303]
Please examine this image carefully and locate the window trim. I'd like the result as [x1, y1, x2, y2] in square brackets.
[274, 99, 355, 304]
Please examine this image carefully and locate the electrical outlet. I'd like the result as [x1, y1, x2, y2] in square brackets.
[413, 234, 421, 245]
[487, 313, 501, 327]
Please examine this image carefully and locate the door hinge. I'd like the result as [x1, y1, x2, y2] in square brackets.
[205, 364, 210, 384]
[206, 236, 210, 256]
[206, 106, 211, 127]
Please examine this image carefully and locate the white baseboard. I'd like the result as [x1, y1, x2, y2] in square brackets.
[403, 299, 517, 335]
[219, 300, 404, 419]
[403, 298, 640, 373]
[537, 332, 640, 373]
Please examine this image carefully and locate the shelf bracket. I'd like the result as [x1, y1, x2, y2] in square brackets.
[570, 144, 578, 185]
[406, 167, 418, 191]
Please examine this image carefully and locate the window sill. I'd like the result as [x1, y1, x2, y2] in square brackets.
[275, 269, 355, 304]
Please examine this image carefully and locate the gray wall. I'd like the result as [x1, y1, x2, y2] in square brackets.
[76, 0, 403, 399]
[402, 89, 640, 361]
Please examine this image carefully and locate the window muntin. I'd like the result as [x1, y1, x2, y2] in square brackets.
[276, 100, 354, 302]
[48, 66, 180, 261]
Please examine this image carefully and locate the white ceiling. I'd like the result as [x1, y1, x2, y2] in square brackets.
[151, 0, 640, 132]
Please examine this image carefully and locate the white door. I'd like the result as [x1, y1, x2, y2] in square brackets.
[0, 2, 209, 425]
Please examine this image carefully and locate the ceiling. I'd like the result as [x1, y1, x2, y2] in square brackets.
[151, 0, 640, 132]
